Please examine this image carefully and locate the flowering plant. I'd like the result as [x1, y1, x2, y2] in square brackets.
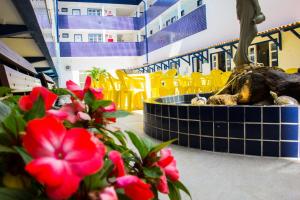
[0, 77, 190, 200]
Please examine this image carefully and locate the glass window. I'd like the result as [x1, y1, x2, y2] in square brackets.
[72, 9, 81, 16]
[87, 8, 102, 16]
[62, 33, 69, 38]
[79, 71, 89, 88]
[181, 10, 185, 17]
[197, 0, 203, 7]
[61, 8, 68, 12]
[74, 34, 82, 42]
[269, 42, 278, 67]
[88, 34, 103, 42]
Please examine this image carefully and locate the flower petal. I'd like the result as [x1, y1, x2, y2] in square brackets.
[157, 171, 169, 194]
[18, 95, 33, 111]
[109, 151, 126, 177]
[66, 80, 81, 91]
[99, 187, 118, 200]
[84, 76, 92, 90]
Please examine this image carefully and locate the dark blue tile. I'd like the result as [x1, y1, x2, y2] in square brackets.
[146, 103, 151, 113]
[157, 129, 163, 141]
[156, 117, 162, 128]
[169, 119, 178, 132]
[152, 128, 157, 138]
[170, 132, 178, 145]
[162, 130, 170, 141]
[281, 107, 298, 123]
[150, 115, 155, 126]
[155, 104, 162, 115]
[201, 122, 213, 136]
[281, 124, 298, 141]
[179, 120, 188, 133]
[263, 107, 280, 123]
[189, 121, 200, 135]
[246, 124, 261, 139]
[214, 138, 228, 152]
[169, 105, 178, 118]
[150, 104, 155, 114]
[229, 139, 244, 154]
[189, 135, 200, 148]
[245, 107, 261, 122]
[200, 106, 213, 121]
[162, 118, 169, 130]
[281, 142, 298, 158]
[229, 123, 244, 139]
[201, 137, 213, 151]
[214, 107, 228, 122]
[189, 106, 200, 120]
[162, 105, 169, 117]
[229, 107, 244, 122]
[214, 122, 228, 138]
[263, 142, 279, 157]
[179, 134, 188, 147]
[178, 106, 188, 119]
[263, 124, 279, 140]
[246, 140, 261, 156]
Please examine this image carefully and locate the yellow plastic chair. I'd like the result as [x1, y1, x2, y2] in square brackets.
[220, 71, 232, 88]
[210, 69, 224, 91]
[115, 70, 146, 111]
[107, 73, 121, 108]
[176, 75, 191, 95]
[285, 68, 298, 74]
[159, 69, 177, 96]
[200, 74, 213, 93]
[149, 71, 163, 98]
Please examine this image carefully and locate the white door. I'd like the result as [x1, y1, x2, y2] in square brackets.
[74, 34, 82, 42]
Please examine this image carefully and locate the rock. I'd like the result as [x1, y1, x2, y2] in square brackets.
[270, 91, 299, 105]
[208, 94, 240, 106]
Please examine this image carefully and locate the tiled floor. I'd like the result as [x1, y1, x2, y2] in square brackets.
[116, 111, 300, 200]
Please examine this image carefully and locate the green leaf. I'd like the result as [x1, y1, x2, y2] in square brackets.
[104, 110, 130, 118]
[92, 100, 112, 112]
[149, 139, 177, 155]
[0, 187, 35, 200]
[143, 166, 163, 179]
[111, 130, 127, 147]
[0, 145, 16, 154]
[13, 147, 32, 164]
[2, 111, 26, 137]
[84, 90, 95, 106]
[168, 180, 181, 200]
[24, 96, 45, 121]
[98, 159, 114, 180]
[0, 87, 12, 97]
[125, 131, 148, 159]
[0, 101, 11, 122]
[174, 180, 192, 199]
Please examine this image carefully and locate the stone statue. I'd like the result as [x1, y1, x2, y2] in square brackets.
[234, 0, 266, 68]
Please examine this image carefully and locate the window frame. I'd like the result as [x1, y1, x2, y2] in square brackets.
[74, 34, 83, 42]
[62, 33, 69, 38]
[87, 8, 102, 16]
[61, 8, 68, 12]
[88, 33, 103, 42]
[72, 9, 81, 16]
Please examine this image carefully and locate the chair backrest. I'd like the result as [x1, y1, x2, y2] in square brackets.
[115, 69, 129, 90]
[285, 67, 298, 74]
[0, 41, 41, 93]
[150, 71, 162, 88]
[191, 72, 203, 87]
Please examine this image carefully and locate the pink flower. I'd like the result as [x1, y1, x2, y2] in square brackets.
[23, 116, 106, 200]
[109, 151, 126, 177]
[157, 171, 169, 194]
[66, 76, 104, 100]
[47, 101, 90, 123]
[99, 187, 118, 200]
[157, 149, 179, 182]
[115, 175, 154, 200]
[19, 87, 57, 111]
[95, 102, 117, 124]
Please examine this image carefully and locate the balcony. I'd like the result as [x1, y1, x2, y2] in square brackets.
[59, 15, 140, 30]
[60, 42, 144, 57]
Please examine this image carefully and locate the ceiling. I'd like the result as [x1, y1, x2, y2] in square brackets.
[58, 0, 143, 5]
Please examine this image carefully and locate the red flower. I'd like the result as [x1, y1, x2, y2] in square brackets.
[95, 102, 117, 125]
[109, 151, 126, 177]
[115, 175, 154, 200]
[98, 187, 118, 200]
[47, 100, 90, 123]
[157, 149, 179, 182]
[19, 87, 57, 111]
[23, 116, 105, 200]
[66, 76, 104, 100]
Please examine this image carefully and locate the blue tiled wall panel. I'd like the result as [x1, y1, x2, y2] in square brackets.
[60, 42, 140, 57]
[59, 15, 139, 30]
[147, 5, 207, 53]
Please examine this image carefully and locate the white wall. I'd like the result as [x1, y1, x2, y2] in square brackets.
[58, 56, 139, 87]
[145, 0, 300, 65]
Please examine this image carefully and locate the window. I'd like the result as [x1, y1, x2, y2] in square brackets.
[87, 8, 102, 16]
[74, 34, 82, 42]
[225, 51, 232, 71]
[150, 30, 153, 35]
[171, 16, 177, 23]
[62, 33, 69, 38]
[211, 54, 218, 69]
[79, 71, 89, 88]
[269, 42, 278, 67]
[88, 34, 103, 42]
[72, 9, 81, 15]
[61, 8, 68, 12]
[197, 0, 203, 7]
[248, 46, 257, 63]
[181, 10, 185, 17]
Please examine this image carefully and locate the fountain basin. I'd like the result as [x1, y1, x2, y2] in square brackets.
[144, 94, 300, 158]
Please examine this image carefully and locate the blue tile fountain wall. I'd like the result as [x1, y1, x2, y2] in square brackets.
[144, 94, 300, 158]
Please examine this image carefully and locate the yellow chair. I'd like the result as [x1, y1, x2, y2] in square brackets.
[220, 71, 232, 87]
[285, 68, 298, 74]
[115, 70, 146, 111]
[176, 75, 191, 95]
[107, 73, 121, 108]
[149, 71, 163, 98]
[210, 69, 223, 91]
[200, 74, 213, 93]
[159, 69, 177, 96]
